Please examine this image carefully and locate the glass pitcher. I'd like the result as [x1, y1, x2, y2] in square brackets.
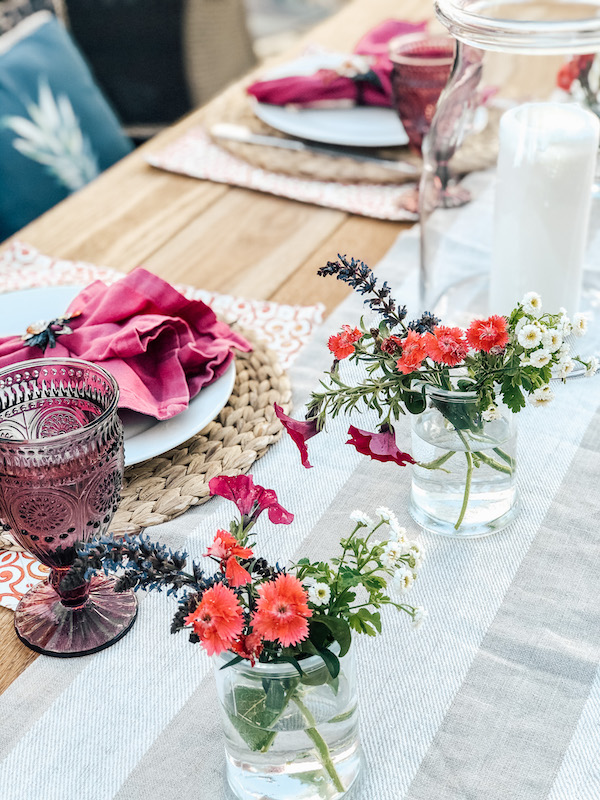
[419, 0, 600, 326]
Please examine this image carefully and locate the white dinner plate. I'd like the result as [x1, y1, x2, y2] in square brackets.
[0, 285, 236, 466]
[253, 52, 410, 148]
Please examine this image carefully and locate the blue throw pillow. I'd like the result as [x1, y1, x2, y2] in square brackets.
[0, 12, 133, 240]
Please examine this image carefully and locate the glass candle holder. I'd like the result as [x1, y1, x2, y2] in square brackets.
[418, 0, 600, 326]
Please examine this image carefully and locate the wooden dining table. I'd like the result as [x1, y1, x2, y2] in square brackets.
[0, 0, 425, 694]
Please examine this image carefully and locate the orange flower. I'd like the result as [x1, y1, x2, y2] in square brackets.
[205, 529, 253, 587]
[230, 632, 264, 666]
[328, 325, 362, 359]
[252, 573, 312, 647]
[465, 315, 509, 353]
[185, 583, 244, 656]
[396, 330, 427, 374]
[424, 326, 468, 366]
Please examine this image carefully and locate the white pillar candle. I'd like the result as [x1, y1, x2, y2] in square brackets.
[490, 102, 599, 316]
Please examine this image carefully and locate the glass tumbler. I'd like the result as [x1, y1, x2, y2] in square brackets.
[0, 358, 137, 656]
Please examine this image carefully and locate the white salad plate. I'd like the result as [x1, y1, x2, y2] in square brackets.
[0, 285, 236, 466]
[253, 52, 410, 148]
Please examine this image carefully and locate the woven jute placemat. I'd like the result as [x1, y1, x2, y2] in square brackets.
[204, 85, 500, 185]
[0, 326, 291, 549]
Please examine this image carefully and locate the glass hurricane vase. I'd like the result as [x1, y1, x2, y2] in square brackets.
[408, 386, 519, 537]
[0, 358, 137, 656]
[214, 646, 361, 800]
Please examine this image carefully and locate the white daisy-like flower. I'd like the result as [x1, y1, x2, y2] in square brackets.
[482, 404, 501, 422]
[559, 314, 573, 336]
[572, 312, 590, 337]
[585, 356, 599, 377]
[381, 541, 407, 568]
[392, 565, 414, 594]
[529, 348, 552, 368]
[518, 324, 542, 349]
[375, 507, 401, 535]
[541, 328, 562, 352]
[307, 582, 331, 606]
[528, 385, 554, 406]
[557, 358, 575, 378]
[406, 541, 425, 568]
[522, 291, 542, 315]
[388, 519, 407, 542]
[412, 606, 428, 630]
[350, 510, 373, 528]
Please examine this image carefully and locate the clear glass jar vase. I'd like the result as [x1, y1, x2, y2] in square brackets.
[214, 646, 361, 800]
[408, 386, 518, 537]
[419, 0, 600, 326]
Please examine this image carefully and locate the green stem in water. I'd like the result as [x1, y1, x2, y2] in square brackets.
[292, 694, 345, 794]
[476, 451, 512, 475]
[417, 450, 455, 471]
[493, 446, 515, 468]
[455, 450, 474, 530]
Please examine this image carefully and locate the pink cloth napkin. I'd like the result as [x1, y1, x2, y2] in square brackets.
[247, 19, 428, 109]
[0, 267, 251, 420]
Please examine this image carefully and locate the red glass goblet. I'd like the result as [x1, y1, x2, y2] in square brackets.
[389, 33, 462, 212]
[0, 359, 137, 656]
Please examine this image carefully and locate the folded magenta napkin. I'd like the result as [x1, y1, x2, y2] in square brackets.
[246, 19, 428, 109]
[0, 268, 251, 420]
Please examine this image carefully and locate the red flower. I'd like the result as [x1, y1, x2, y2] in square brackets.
[557, 62, 577, 91]
[396, 330, 427, 375]
[424, 326, 469, 366]
[380, 335, 404, 355]
[252, 573, 312, 647]
[328, 325, 362, 359]
[346, 425, 415, 467]
[209, 474, 294, 525]
[465, 315, 509, 353]
[185, 583, 244, 656]
[205, 529, 253, 587]
[274, 403, 319, 469]
[230, 632, 264, 666]
[557, 56, 592, 91]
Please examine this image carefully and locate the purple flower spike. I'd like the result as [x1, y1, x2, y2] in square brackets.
[208, 474, 294, 525]
[274, 403, 320, 469]
[346, 425, 415, 467]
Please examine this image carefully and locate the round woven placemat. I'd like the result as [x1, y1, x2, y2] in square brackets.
[0, 326, 291, 550]
[204, 85, 500, 185]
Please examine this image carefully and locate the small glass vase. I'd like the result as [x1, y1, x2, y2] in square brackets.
[214, 646, 361, 800]
[408, 386, 519, 537]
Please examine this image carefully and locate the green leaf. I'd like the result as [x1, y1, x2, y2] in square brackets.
[309, 615, 352, 657]
[403, 389, 426, 415]
[348, 608, 382, 637]
[317, 647, 340, 679]
[226, 684, 290, 751]
[500, 377, 526, 413]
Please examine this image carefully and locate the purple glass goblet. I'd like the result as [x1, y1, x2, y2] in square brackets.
[390, 33, 455, 155]
[389, 33, 459, 213]
[0, 358, 137, 656]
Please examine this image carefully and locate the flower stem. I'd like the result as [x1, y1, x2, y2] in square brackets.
[476, 451, 512, 474]
[455, 450, 473, 530]
[292, 694, 345, 794]
[417, 450, 455, 471]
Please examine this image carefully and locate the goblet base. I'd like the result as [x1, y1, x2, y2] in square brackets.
[14, 574, 137, 657]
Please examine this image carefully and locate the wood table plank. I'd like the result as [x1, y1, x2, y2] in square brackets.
[0, 0, 430, 691]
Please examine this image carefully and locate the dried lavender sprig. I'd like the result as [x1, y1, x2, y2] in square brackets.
[318, 255, 407, 328]
[62, 533, 204, 596]
[407, 311, 441, 334]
